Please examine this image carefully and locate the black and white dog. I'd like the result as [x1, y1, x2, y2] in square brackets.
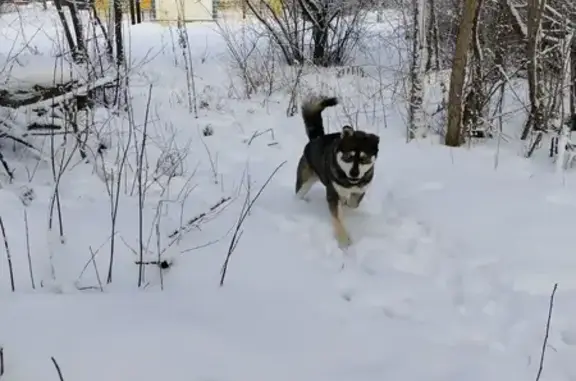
[295, 96, 380, 248]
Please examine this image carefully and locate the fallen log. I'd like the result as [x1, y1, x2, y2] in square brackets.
[0, 75, 118, 181]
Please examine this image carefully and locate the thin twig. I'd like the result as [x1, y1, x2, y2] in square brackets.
[167, 197, 231, 240]
[156, 221, 164, 291]
[138, 84, 153, 288]
[23, 210, 35, 289]
[51, 356, 65, 381]
[134, 260, 171, 269]
[0, 217, 15, 292]
[106, 83, 136, 284]
[220, 161, 286, 287]
[0, 346, 4, 377]
[89, 247, 104, 292]
[536, 283, 558, 381]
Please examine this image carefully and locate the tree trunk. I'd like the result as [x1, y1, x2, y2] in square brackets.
[312, 20, 328, 66]
[66, 0, 87, 60]
[135, 0, 141, 23]
[90, 3, 114, 60]
[571, 40, 576, 122]
[129, 0, 136, 24]
[311, 4, 329, 66]
[425, 0, 439, 72]
[445, 0, 479, 147]
[53, 0, 79, 62]
[113, 0, 124, 67]
[407, 0, 426, 141]
[462, 0, 485, 136]
[520, 0, 547, 140]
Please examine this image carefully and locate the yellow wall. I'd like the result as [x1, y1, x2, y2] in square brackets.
[268, 0, 281, 16]
[94, 0, 280, 20]
[94, 0, 152, 16]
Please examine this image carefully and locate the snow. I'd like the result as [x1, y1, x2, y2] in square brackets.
[2, 5, 576, 381]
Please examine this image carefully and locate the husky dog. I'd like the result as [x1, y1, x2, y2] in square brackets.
[295, 96, 380, 248]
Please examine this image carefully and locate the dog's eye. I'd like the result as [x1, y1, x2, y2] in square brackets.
[359, 156, 373, 165]
[341, 153, 354, 161]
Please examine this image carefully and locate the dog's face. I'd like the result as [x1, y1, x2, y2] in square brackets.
[335, 126, 380, 181]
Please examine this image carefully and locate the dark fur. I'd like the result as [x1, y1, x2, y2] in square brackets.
[295, 95, 380, 247]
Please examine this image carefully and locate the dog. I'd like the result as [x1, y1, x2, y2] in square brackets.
[295, 95, 380, 248]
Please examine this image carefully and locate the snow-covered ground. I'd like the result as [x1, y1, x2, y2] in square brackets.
[2, 5, 576, 381]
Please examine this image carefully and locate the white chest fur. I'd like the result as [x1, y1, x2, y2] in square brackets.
[332, 181, 369, 201]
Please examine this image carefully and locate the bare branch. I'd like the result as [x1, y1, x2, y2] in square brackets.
[535, 283, 558, 381]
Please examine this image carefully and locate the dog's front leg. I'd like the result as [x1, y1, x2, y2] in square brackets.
[327, 190, 351, 248]
[346, 192, 365, 209]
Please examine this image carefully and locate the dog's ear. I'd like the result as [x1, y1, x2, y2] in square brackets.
[341, 125, 354, 138]
[368, 133, 380, 152]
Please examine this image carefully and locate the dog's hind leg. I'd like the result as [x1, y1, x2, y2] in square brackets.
[327, 190, 351, 248]
[346, 192, 365, 209]
[295, 155, 318, 200]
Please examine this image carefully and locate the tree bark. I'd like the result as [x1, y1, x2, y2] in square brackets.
[407, 0, 426, 140]
[445, 0, 480, 147]
[66, 0, 87, 60]
[136, 0, 142, 23]
[53, 0, 79, 62]
[462, 0, 485, 135]
[520, 0, 547, 140]
[425, 0, 439, 72]
[114, 0, 124, 67]
[571, 40, 576, 122]
[129, 0, 136, 24]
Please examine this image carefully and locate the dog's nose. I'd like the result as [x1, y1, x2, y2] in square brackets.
[350, 168, 360, 178]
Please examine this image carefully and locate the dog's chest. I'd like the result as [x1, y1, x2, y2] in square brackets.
[332, 181, 369, 200]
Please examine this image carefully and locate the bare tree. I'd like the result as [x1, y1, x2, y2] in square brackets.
[407, 0, 426, 140]
[243, 0, 369, 66]
[407, 0, 575, 152]
[53, 0, 82, 61]
[113, 0, 124, 67]
[445, 0, 479, 146]
[520, 0, 547, 141]
[66, 0, 87, 61]
[425, 0, 440, 72]
[572, 39, 576, 117]
[461, 0, 486, 138]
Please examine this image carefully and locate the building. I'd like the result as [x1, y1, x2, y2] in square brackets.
[94, 0, 216, 23]
[155, 0, 215, 21]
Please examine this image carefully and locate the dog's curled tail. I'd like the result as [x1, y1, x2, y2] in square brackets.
[301, 96, 339, 140]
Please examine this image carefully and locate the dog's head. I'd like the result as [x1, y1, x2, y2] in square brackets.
[335, 126, 380, 182]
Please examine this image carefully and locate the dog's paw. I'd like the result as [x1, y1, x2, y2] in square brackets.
[344, 193, 364, 209]
[346, 201, 361, 209]
[295, 194, 311, 202]
[336, 230, 352, 248]
[344, 200, 360, 209]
